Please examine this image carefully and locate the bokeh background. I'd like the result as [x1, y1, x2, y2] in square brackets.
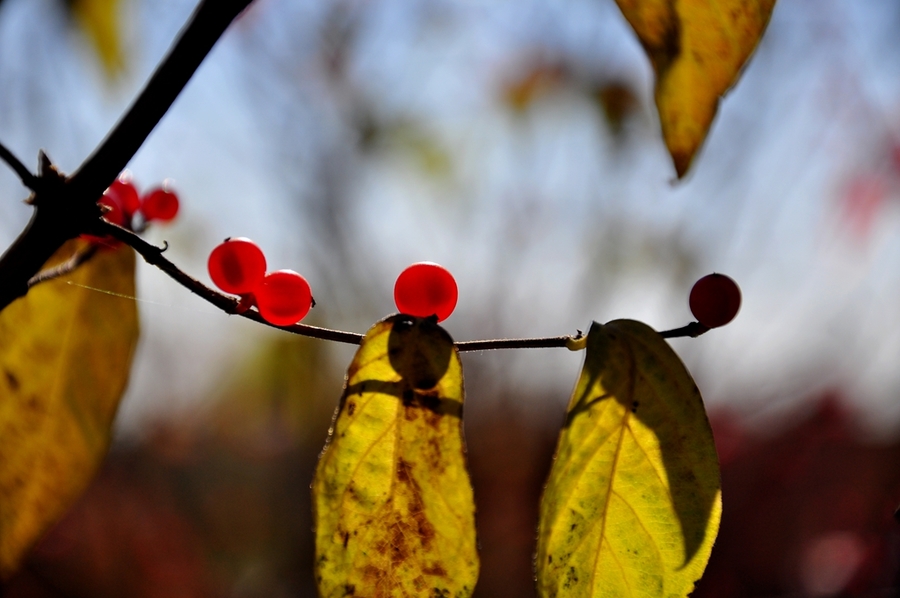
[2, 0, 900, 595]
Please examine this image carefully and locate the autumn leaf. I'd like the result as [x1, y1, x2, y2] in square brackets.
[0, 240, 139, 579]
[536, 320, 721, 597]
[312, 315, 478, 597]
[67, 0, 125, 74]
[614, 0, 776, 176]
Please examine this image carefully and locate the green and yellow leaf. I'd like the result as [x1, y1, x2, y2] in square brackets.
[536, 320, 721, 597]
[614, 0, 776, 177]
[0, 240, 138, 579]
[312, 315, 478, 597]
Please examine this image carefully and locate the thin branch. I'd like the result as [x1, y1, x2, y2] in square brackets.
[659, 321, 709, 338]
[456, 335, 582, 352]
[27, 243, 98, 287]
[98, 221, 364, 345]
[103, 221, 710, 350]
[0, 140, 36, 189]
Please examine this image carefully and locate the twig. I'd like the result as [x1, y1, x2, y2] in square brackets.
[103, 222, 592, 350]
[27, 244, 98, 287]
[102, 221, 710, 350]
[102, 221, 588, 350]
[659, 322, 709, 338]
[0, 140, 37, 189]
[456, 336, 581, 352]
[98, 221, 364, 345]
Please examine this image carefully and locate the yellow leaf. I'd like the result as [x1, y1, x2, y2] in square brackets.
[69, 0, 125, 74]
[615, 0, 776, 176]
[0, 240, 138, 578]
[536, 320, 721, 597]
[312, 315, 478, 597]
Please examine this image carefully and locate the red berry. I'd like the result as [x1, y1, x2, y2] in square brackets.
[142, 184, 180, 222]
[106, 178, 141, 217]
[208, 238, 267, 295]
[255, 270, 312, 326]
[393, 262, 458, 322]
[689, 273, 741, 328]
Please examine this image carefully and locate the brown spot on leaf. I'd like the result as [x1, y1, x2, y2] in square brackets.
[422, 563, 447, 577]
[347, 401, 356, 416]
[5, 369, 19, 391]
[396, 458, 437, 547]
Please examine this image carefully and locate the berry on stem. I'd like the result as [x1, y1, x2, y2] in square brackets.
[689, 273, 741, 328]
[255, 270, 313, 326]
[208, 238, 267, 295]
[142, 183, 180, 222]
[106, 177, 141, 218]
[394, 262, 458, 322]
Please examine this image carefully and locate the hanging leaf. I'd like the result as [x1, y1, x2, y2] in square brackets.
[614, 0, 776, 177]
[536, 320, 721, 597]
[67, 0, 125, 74]
[312, 314, 478, 597]
[0, 240, 138, 579]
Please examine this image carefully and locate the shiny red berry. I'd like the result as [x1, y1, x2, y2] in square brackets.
[105, 178, 141, 217]
[255, 270, 312, 326]
[689, 273, 741, 328]
[394, 262, 458, 322]
[207, 238, 267, 295]
[142, 184, 180, 222]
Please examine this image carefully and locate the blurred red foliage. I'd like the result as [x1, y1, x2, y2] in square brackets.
[4, 392, 900, 597]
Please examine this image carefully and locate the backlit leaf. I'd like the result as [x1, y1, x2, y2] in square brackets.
[312, 314, 478, 597]
[615, 0, 776, 176]
[68, 0, 124, 74]
[536, 320, 721, 597]
[0, 240, 138, 578]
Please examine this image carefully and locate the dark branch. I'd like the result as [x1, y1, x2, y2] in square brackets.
[0, 162, 72, 310]
[456, 335, 581, 352]
[27, 243, 98, 287]
[101, 221, 599, 351]
[67, 0, 253, 204]
[0, 0, 253, 313]
[659, 321, 709, 338]
[104, 220, 711, 350]
[0, 141, 37, 189]
[99, 221, 365, 345]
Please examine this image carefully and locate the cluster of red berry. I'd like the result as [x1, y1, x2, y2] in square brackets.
[208, 235, 740, 332]
[85, 173, 180, 245]
[207, 239, 460, 328]
[100, 174, 179, 228]
[208, 238, 313, 326]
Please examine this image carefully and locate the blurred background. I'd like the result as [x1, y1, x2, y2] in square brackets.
[2, 0, 900, 595]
